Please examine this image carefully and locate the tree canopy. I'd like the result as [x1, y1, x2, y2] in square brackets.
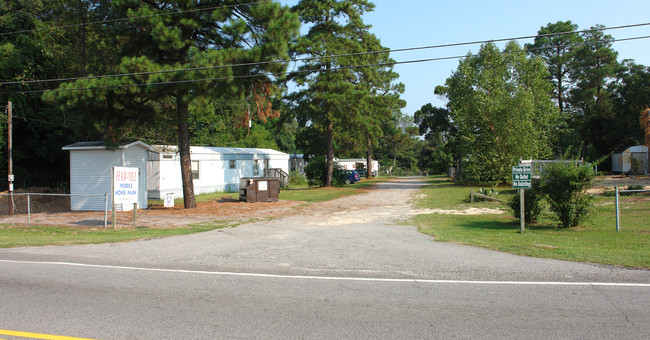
[436, 41, 560, 184]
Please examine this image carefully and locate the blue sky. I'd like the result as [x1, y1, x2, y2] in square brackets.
[280, 0, 650, 117]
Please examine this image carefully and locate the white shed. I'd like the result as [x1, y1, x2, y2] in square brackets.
[62, 141, 151, 211]
[612, 145, 649, 173]
[147, 145, 290, 199]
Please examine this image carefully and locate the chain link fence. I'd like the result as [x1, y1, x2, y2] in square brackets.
[0, 193, 108, 226]
[614, 187, 650, 232]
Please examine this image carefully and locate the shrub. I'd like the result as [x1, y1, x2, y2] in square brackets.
[538, 162, 595, 228]
[626, 184, 644, 191]
[304, 156, 343, 187]
[508, 182, 544, 224]
[304, 156, 327, 187]
[289, 171, 307, 186]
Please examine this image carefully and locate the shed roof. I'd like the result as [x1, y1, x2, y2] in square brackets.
[62, 140, 154, 151]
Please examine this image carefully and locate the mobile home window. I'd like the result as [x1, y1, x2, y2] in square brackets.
[229, 160, 236, 169]
[254, 160, 259, 176]
[191, 161, 200, 179]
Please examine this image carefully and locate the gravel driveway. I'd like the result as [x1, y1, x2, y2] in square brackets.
[1, 177, 648, 284]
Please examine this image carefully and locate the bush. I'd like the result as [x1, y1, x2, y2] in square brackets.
[304, 156, 343, 187]
[508, 182, 544, 224]
[289, 171, 307, 186]
[538, 162, 595, 228]
[304, 156, 327, 187]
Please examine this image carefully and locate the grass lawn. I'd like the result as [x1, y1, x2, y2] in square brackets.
[0, 222, 238, 248]
[411, 176, 650, 268]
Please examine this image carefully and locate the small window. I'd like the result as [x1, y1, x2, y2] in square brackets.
[191, 161, 199, 180]
[229, 160, 236, 169]
[254, 160, 259, 176]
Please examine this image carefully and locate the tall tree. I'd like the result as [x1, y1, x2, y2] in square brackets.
[290, 0, 376, 186]
[351, 34, 404, 178]
[49, 0, 299, 207]
[526, 21, 582, 113]
[436, 41, 560, 184]
[414, 104, 457, 174]
[569, 25, 619, 158]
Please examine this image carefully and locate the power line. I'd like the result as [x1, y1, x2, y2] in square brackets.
[1, 22, 648, 87]
[12, 34, 650, 95]
[0, 1, 269, 37]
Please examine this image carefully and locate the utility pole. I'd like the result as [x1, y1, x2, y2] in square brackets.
[7, 101, 13, 214]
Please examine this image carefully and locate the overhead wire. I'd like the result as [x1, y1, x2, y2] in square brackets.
[2, 22, 649, 87]
[9, 33, 650, 95]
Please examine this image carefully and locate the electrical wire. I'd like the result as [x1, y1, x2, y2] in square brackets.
[2, 22, 649, 87]
[0, 1, 269, 36]
[10, 34, 650, 95]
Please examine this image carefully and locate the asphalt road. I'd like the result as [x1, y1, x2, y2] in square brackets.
[1, 177, 649, 339]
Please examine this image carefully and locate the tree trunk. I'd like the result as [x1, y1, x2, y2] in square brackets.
[366, 134, 372, 179]
[177, 93, 197, 209]
[325, 119, 334, 187]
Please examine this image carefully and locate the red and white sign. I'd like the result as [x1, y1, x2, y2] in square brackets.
[113, 166, 139, 204]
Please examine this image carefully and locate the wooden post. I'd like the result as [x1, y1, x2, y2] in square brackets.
[7, 101, 13, 214]
[133, 202, 137, 227]
[520, 189, 525, 233]
[470, 189, 474, 203]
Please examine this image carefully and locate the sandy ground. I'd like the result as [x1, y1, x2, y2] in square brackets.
[1, 175, 647, 228]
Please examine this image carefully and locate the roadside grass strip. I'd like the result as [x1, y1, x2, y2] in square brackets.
[412, 177, 650, 268]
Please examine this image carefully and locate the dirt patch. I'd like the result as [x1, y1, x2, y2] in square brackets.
[0, 198, 305, 229]
[593, 175, 650, 188]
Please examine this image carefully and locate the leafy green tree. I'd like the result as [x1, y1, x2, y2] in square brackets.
[526, 21, 582, 113]
[48, 0, 299, 208]
[290, 0, 377, 186]
[569, 26, 619, 159]
[414, 104, 457, 174]
[436, 41, 560, 184]
[608, 61, 649, 150]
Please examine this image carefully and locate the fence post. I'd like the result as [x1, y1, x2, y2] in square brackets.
[470, 189, 474, 203]
[27, 194, 31, 225]
[615, 186, 620, 232]
[104, 192, 108, 228]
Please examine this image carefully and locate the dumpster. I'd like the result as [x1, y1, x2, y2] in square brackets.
[239, 177, 280, 202]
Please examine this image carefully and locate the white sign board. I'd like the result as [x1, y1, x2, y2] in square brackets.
[113, 166, 139, 204]
[258, 180, 268, 191]
[164, 193, 175, 208]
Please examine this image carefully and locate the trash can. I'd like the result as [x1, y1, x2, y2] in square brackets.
[239, 177, 280, 202]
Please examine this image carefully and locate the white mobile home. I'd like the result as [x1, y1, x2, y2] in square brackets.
[336, 158, 380, 174]
[147, 145, 290, 199]
[63, 141, 151, 211]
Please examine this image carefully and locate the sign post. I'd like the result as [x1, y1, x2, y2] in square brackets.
[112, 166, 139, 228]
[512, 166, 532, 233]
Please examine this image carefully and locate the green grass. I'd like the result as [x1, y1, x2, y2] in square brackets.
[411, 177, 650, 268]
[279, 177, 389, 202]
[0, 221, 236, 248]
